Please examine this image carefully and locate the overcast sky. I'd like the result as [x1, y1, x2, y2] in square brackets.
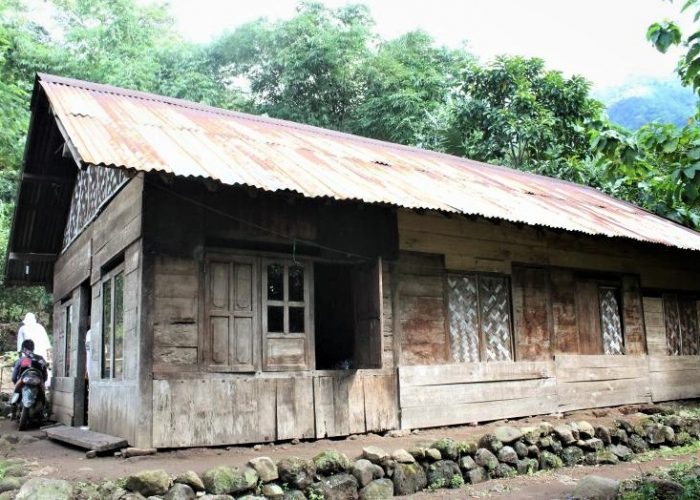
[168, 0, 691, 90]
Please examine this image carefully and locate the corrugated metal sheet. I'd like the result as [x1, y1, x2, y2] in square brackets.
[38, 73, 700, 251]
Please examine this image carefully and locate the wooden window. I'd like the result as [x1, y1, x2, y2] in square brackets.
[101, 265, 124, 379]
[262, 259, 313, 371]
[205, 254, 257, 372]
[64, 304, 73, 377]
[663, 294, 699, 355]
[447, 273, 513, 362]
[599, 287, 624, 355]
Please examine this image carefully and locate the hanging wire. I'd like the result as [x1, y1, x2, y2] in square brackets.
[146, 178, 374, 261]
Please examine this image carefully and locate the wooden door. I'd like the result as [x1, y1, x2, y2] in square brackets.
[353, 259, 382, 368]
[205, 255, 257, 372]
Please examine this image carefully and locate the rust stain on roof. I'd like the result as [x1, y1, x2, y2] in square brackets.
[38, 73, 700, 251]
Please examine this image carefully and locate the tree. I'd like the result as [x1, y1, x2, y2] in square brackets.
[210, 2, 373, 131]
[447, 56, 603, 181]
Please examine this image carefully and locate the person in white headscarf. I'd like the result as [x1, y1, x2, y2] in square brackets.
[16, 313, 52, 361]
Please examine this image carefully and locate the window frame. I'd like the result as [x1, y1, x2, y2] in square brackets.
[446, 271, 515, 363]
[100, 263, 125, 380]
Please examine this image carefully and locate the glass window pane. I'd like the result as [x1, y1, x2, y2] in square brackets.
[102, 280, 112, 379]
[114, 272, 124, 378]
[289, 264, 304, 302]
[267, 264, 284, 301]
[268, 306, 284, 333]
[289, 307, 305, 333]
[64, 305, 72, 377]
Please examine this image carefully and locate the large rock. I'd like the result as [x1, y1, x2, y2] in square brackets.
[595, 450, 619, 465]
[309, 473, 358, 500]
[609, 444, 633, 461]
[425, 448, 442, 461]
[125, 470, 172, 496]
[351, 459, 384, 487]
[539, 451, 563, 470]
[561, 446, 584, 466]
[646, 424, 667, 445]
[359, 478, 393, 500]
[491, 463, 515, 479]
[164, 483, 195, 500]
[595, 426, 611, 445]
[627, 434, 649, 454]
[392, 463, 427, 496]
[572, 475, 620, 500]
[16, 478, 74, 500]
[520, 426, 540, 445]
[200, 495, 235, 500]
[282, 490, 306, 500]
[426, 460, 461, 488]
[249, 457, 278, 483]
[201, 466, 257, 495]
[391, 449, 415, 464]
[277, 457, 316, 490]
[261, 483, 284, 500]
[431, 438, 460, 460]
[174, 471, 205, 492]
[313, 450, 351, 475]
[459, 456, 477, 471]
[577, 438, 604, 451]
[527, 445, 540, 458]
[362, 446, 388, 463]
[610, 428, 628, 445]
[554, 424, 576, 445]
[642, 478, 683, 498]
[478, 434, 503, 453]
[0, 477, 23, 493]
[474, 448, 498, 471]
[467, 467, 488, 484]
[494, 425, 523, 444]
[497, 446, 518, 465]
[577, 421, 595, 439]
[514, 441, 529, 458]
[516, 458, 538, 475]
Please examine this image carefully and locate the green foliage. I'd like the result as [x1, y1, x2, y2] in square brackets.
[427, 477, 446, 491]
[449, 474, 464, 489]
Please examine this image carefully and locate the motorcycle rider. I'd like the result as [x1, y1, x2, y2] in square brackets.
[10, 339, 48, 406]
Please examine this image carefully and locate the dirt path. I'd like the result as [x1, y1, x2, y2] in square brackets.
[1, 403, 695, 498]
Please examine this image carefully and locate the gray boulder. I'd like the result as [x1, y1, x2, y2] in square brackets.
[474, 448, 498, 471]
[164, 483, 195, 500]
[494, 426, 523, 444]
[491, 463, 514, 479]
[595, 426, 611, 445]
[392, 463, 427, 496]
[313, 450, 351, 475]
[425, 448, 442, 461]
[516, 458, 538, 475]
[282, 490, 306, 500]
[595, 451, 619, 465]
[646, 424, 667, 445]
[277, 457, 316, 490]
[572, 475, 620, 500]
[459, 456, 477, 471]
[431, 438, 460, 460]
[16, 478, 74, 500]
[539, 451, 563, 470]
[627, 434, 649, 453]
[642, 478, 683, 498]
[561, 446, 584, 466]
[391, 449, 415, 464]
[610, 428, 628, 445]
[514, 441, 529, 458]
[497, 446, 518, 465]
[174, 471, 205, 492]
[359, 478, 393, 500]
[467, 466, 488, 484]
[0, 477, 23, 493]
[309, 473, 359, 500]
[426, 460, 461, 488]
[362, 446, 388, 463]
[609, 444, 633, 461]
[261, 483, 284, 500]
[249, 456, 278, 483]
[351, 459, 384, 487]
[577, 438, 604, 451]
[527, 445, 540, 458]
[554, 424, 576, 445]
[577, 421, 595, 439]
[478, 434, 503, 453]
[201, 466, 257, 495]
[125, 470, 172, 497]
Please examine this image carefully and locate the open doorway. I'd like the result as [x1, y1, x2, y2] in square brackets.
[313, 260, 382, 370]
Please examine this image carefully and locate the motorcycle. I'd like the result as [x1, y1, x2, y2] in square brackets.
[11, 367, 46, 430]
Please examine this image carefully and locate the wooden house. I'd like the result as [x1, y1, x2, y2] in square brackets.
[6, 74, 700, 448]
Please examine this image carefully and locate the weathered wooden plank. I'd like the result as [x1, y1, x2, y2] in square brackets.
[46, 425, 128, 452]
[512, 266, 552, 361]
[550, 269, 579, 354]
[399, 361, 555, 387]
[54, 228, 92, 301]
[622, 276, 645, 354]
[400, 377, 557, 408]
[650, 370, 700, 401]
[314, 376, 335, 438]
[648, 355, 700, 372]
[152, 380, 173, 448]
[644, 297, 667, 356]
[576, 281, 603, 355]
[555, 354, 648, 369]
[276, 377, 315, 441]
[363, 374, 399, 432]
[88, 382, 137, 445]
[399, 291, 448, 365]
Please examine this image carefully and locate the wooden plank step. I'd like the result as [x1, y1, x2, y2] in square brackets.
[45, 425, 127, 452]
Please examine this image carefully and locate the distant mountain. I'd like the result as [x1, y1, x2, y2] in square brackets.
[595, 77, 698, 130]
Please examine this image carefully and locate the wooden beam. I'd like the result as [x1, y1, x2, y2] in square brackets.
[22, 173, 73, 185]
[8, 252, 57, 262]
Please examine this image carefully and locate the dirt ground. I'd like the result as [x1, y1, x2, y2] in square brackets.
[3, 402, 698, 498]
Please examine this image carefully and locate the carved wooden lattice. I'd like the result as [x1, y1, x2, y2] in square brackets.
[63, 165, 130, 248]
[679, 298, 699, 355]
[663, 294, 682, 355]
[599, 287, 624, 355]
[447, 275, 480, 362]
[480, 276, 513, 361]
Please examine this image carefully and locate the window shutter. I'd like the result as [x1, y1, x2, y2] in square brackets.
[206, 256, 257, 372]
[599, 287, 624, 355]
[446, 274, 480, 362]
[480, 275, 513, 361]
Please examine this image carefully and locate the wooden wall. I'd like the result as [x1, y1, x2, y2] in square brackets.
[399, 361, 557, 429]
[152, 371, 398, 448]
[649, 356, 700, 402]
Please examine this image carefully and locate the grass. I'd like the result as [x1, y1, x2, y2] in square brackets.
[632, 438, 700, 463]
[621, 460, 700, 499]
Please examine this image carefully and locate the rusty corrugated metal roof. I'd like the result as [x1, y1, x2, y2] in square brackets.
[38, 73, 700, 251]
